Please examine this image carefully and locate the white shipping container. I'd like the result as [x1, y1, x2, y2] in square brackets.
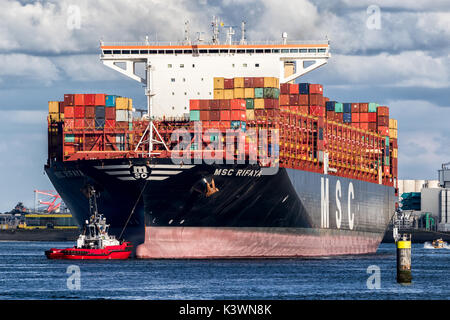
[116, 110, 129, 122]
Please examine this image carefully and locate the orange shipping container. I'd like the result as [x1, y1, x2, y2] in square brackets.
[233, 88, 245, 99]
[214, 89, 224, 100]
[224, 89, 234, 100]
[289, 84, 299, 94]
[214, 77, 224, 89]
[64, 106, 74, 118]
[234, 77, 244, 88]
[190, 100, 200, 110]
[299, 94, 309, 106]
[244, 88, 255, 98]
[74, 94, 84, 106]
[95, 94, 106, 106]
[279, 94, 290, 106]
[254, 99, 265, 109]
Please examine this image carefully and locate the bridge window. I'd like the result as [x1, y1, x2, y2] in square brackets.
[139, 50, 149, 54]
[246, 49, 254, 54]
[219, 49, 228, 53]
[308, 48, 317, 53]
[281, 49, 289, 53]
[131, 50, 139, 54]
[300, 49, 307, 53]
[264, 49, 271, 53]
[168, 64, 172, 68]
[113, 50, 120, 54]
[171, 78, 175, 82]
[103, 50, 112, 54]
[255, 49, 263, 53]
[237, 49, 245, 54]
[180, 64, 184, 68]
[290, 49, 298, 53]
[209, 49, 219, 53]
[175, 50, 182, 54]
[199, 49, 207, 53]
[166, 50, 174, 54]
[158, 50, 164, 54]
[318, 48, 327, 53]
[255, 63, 260, 67]
[122, 50, 130, 54]
[229, 49, 236, 54]
[149, 50, 157, 54]
[272, 49, 280, 53]
[184, 50, 193, 54]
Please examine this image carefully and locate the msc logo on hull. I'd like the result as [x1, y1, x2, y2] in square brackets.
[131, 166, 151, 180]
[321, 177, 355, 230]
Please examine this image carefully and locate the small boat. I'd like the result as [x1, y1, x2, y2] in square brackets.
[45, 186, 132, 260]
[431, 238, 446, 249]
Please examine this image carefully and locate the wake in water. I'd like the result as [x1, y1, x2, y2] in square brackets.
[423, 241, 450, 249]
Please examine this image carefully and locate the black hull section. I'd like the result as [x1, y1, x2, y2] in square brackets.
[45, 158, 395, 255]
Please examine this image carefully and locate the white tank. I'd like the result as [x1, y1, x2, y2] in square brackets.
[415, 180, 425, 192]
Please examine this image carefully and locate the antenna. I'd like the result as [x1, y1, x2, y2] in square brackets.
[223, 25, 236, 45]
[211, 16, 220, 44]
[240, 21, 246, 45]
[282, 32, 288, 45]
[197, 31, 205, 43]
[184, 20, 191, 45]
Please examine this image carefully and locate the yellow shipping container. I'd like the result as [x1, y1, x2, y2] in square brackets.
[246, 109, 255, 121]
[48, 113, 63, 122]
[389, 128, 398, 139]
[234, 88, 245, 99]
[263, 77, 277, 88]
[234, 77, 244, 88]
[214, 89, 224, 99]
[389, 118, 398, 129]
[393, 148, 398, 158]
[244, 88, 255, 98]
[224, 89, 234, 100]
[116, 97, 129, 110]
[48, 101, 59, 114]
[214, 77, 224, 89]
[128, 98, 133, 110]
[254, 98, 265, 109]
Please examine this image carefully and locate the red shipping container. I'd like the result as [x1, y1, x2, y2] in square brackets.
[280, 94, 290, 106]
[384, 166, 390, 176]
[84, 106, 95, 118]
[64, 106, 74, 118]
[231, 110, 246, 121]
[74, 106, 85, 118]
[254, 109, 267, 117]
[199, 100, 210, 110]
[351, 103, 359, 113]
[95, 94, 106, 106]
[368, 123, 377, 131]
[391, 138, 398, 148]
[231, 99, 246, 110]
[351, 123, 360, 128]
[377, 115, 389, 127]
[309, 106, 325, 117]
[200, 111, 210, 121]
[105, 107, 116, 120]
[326, 111, 335, 120]
[289, 84, 299, 94]
[210, 121, 220, 128]
[335, 113, 343, 122]
[377, 106, 389, 116]
[289, 94, 299, 106]
[244, 77, 254, 88]
[359, 123, 369, 130]
[84, 118, 95, 130]
[298, 105, 309, 114]
[74, 118, 84, 128]
[74, 94, 84, 106]
[220, 99, 231, 110]
[359, 113, 369, 122]
[64, 94, 74, 106]
[352, 113, 360, 122]
[64, 145, 75, 155]
[253, 77, 264, 87]
[265, 99, 279, 109]
[267, 109, 280, 118]
[280, 83, 290, 94]
[309, 94, 323, 106]
[64, 118, 74, 129]
[105, 119, 116, 129]
[209, 99, 220, 110]
[378, 126, 389, 136]
[359, 103, 369, 113]
[220, 110, 230, 121]
[59, 101, 65, 114]
[299, 94, 309, 106]
[210, 110, 220, 121]
[309, 84, 323, 94]
[224, 78, 234, 89]
[190, 100, 200, 110]
[368, 113, 377, 122]
[84, 94, 96, 106]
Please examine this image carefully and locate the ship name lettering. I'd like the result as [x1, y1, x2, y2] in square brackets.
[214, 169, 262, 177]
[335, 180, 342, 229]
[179, 304, 213, 318]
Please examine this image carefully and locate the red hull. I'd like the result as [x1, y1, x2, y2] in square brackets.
[136, 227, 381, 259]
[45, 242, 132, 260]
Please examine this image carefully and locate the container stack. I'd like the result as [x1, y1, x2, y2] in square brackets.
[279, 83, 326, 116]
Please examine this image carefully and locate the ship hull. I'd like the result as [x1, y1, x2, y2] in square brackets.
[45, 158, 395, 258]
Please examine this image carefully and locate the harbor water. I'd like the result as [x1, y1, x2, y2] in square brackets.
[0, 241, 448, 300]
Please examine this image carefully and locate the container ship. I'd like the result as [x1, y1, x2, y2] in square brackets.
[45, 21, 398, 258]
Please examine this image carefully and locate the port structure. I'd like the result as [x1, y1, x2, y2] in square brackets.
[99, 22, 331, 155]
[33, 190, 62, 213]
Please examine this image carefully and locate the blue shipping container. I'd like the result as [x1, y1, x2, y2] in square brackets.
[325, 101, 336, 111]
[343, 113, 352, 123]
[105, 95, 116, 107]
[343, 103, 352, 113]
[95, 106, 105, 118]
[298, 83, 309, 94]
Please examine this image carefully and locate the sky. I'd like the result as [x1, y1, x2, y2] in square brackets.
[0, 0, 449, 211]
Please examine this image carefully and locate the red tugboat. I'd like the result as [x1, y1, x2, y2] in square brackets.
[45, 186, 132, 260]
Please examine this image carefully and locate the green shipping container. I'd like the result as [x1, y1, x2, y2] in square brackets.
[368, 102, 378, 112]
[190, 110, 200, 121]
[64, 134, 75, 143]
[246, 98, 254, 109]
[334, 102, 343, 113]
[129, 122, 133, 131]
[263, 87, 280, 99]
[254, 88, 264, 98]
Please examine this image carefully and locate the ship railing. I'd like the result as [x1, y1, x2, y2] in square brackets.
[100, 39, 330, 47]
